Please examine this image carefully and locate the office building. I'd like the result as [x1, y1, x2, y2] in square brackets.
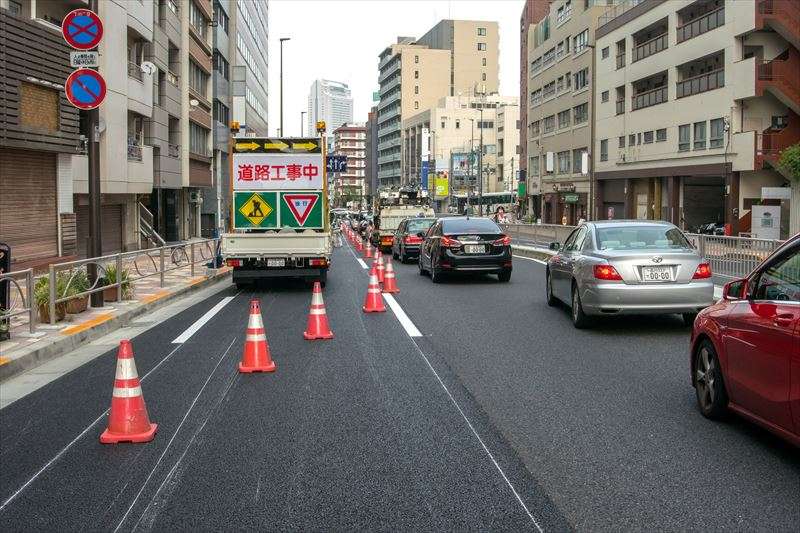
[332, 123, 366, 207]
[494, 101, 521, 194]
[307, 79, 353, 149]
[593, 0, 799, 236]
[365, 106, 379, 204]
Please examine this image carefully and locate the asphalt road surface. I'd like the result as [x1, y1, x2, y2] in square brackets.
[1, 242, 798, 531]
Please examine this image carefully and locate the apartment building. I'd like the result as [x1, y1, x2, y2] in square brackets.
[377, 21, 500, 190]
[526, 0, 616, 225]
[593, 0, 799, 236]
[494, 101, 521, 194]
[308, 79, 353, 151]
[365, 106, 379, 203]
[332, 123, 366, 207]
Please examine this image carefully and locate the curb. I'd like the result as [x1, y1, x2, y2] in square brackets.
[0, 269, 231, 382]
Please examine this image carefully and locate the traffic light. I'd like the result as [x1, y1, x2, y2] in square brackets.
[316, 121, 326, 133]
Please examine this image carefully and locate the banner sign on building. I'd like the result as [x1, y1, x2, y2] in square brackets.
[421, 160, 429, 190]
[434, 171, 449, 199]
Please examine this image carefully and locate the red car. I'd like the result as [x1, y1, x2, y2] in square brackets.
[690, 233, 800, 447]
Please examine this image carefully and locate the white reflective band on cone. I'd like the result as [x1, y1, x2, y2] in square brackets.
[115, 358, 139, 380]
[368, 288, 381, 294]
[246, 333, 267, 342]
[311, 292, 324, 305]
[248, 313, 263, 329]
[112, 385, 143, 398]
[309, 308, 326, 315]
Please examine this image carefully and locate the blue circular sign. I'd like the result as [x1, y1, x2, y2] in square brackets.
[65, 69, 106, 110]
[62, 9, 103, 50]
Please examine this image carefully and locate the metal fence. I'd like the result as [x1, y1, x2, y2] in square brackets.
[0, 239, 220, 330]
[502, 223, 784, 281]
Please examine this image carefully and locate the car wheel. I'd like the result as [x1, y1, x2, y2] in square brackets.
[430, 263, 443, 283]
[497, 269, 511, 282]
[392, 248, 398, 260]
[682, 313, 698, 327]
[545, 270, 557, 307]
[418, 257, 427, 276]
[693, 339, 728, 419]
[400, 251, 407, 264]
[571, 283, 591, 329]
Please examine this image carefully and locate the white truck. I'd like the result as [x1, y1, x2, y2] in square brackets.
[221, 137, 331, 287]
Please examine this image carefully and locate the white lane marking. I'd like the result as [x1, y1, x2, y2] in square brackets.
[172, 296, 235, 344]
[513, 254, 548, 265]
[356, 258, 368, 270]
[114, 337, 237, 532]
[410, 340, 544, 532]
[383, 294, 422, 337]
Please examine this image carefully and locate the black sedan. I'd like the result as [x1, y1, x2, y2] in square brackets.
[418, 217, 512, 283]
[391, 217, 436, 263]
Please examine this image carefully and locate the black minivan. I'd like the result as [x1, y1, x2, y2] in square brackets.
[418, 217, 512, 283]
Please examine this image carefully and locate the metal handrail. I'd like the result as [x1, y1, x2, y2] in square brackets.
[676, 68, 724, 99]
[632, 33, 667, 63]
[0, 268, 35, 334]
[676, 7, 725, 43]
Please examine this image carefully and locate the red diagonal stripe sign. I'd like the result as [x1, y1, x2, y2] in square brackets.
[283, 194, 319, 225]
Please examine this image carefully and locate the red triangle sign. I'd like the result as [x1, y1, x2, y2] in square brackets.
[283, 194, 319, 225]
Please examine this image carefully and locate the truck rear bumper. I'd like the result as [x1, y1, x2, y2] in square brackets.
[233, 267, 326, 281]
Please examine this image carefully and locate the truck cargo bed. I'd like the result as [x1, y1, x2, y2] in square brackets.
[221, 231, 331, 257]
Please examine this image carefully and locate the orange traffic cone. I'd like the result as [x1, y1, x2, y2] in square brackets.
[356, 238, 364, 252]
[304, 282, 334, 340]
[375, 253, 386, 284]
[239, 298, 276, 373]
[100, 340, 157, 444]
[382, 256, 400, 293]
[364, 241, 373, 259]
[362, 265, 386, 313]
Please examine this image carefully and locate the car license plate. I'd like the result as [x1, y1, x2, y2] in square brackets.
[267, 259, 285, 268]
[465, 244, 485, 254]
[642, 266, 672, 281]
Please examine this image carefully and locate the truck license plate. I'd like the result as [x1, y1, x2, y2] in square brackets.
[642, 266, 672, 281]
[267, 259, 285, 268]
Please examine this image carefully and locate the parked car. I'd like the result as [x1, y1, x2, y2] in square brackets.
[690, 233, 799, 447]
[545, 220, 715, 328]
[392, 217, 436, 263]
[696, 222, 726, 235]
[418, 217, 512, 283]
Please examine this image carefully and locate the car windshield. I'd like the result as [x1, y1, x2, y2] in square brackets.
[596, 226, 692, 251]
[406, 219, 434, 233]
[442, 218, 500, 234]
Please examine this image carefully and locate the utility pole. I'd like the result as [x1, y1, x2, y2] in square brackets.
[279, 37, 290, 137]
[87, 0, 103, 307]
[478, 105, 484, 217]
[301, 111, 306, 136]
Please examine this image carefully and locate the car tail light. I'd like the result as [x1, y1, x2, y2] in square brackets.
[693, 263, 712, 279]
[593, 264, 623, 280]
[492, 234, 511, 246]
[226, 259, 242, 267]
[309, 258, 327, 267]
[441, 236, 462, 249]
[404, 235, 423, 244]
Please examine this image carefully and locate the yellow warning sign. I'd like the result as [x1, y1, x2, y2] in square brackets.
[238, 192, 273, 225]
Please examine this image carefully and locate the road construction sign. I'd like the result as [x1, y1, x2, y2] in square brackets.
[232, 137, 321, 154]
[233, 153, 323, 190]
[280, 192, 323, 228]
[234, 192, 278, 229]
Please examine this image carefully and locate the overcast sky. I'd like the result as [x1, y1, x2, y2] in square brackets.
[266, 0, 523, 137]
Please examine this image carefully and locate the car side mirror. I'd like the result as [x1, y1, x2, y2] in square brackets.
[722, 279, 747, 300]
[548, 242, 561, 251]
[417, 231, 426, 238]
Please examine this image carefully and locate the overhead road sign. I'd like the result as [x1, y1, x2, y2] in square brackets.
[232, 137, 321, 154]
[65, 68, 106, 110]
[326, 155, 347, 173]
[62, 9, 103, 50]
[70, 51, 99, 68]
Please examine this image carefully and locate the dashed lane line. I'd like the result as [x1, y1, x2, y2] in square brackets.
[172, 296, 236, 344]
[382, 294, 422, 337]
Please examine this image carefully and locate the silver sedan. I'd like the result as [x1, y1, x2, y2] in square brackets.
[545, 220, 715, 328]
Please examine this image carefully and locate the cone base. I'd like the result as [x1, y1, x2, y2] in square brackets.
[303, 331, 334, 340]
[382, 288, 400, 294]
[239, 361, 276, 373]
[100, 423, 158, 444]
[362, 306, 386, 313]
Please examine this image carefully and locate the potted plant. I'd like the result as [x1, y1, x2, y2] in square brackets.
[102, 264, 133, 302]
[0, 309, 9, 341]
[35, 275, 67, 323]
[64, 269, 90, 314]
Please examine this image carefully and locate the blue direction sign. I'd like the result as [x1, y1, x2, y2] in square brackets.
[65, 68, 107, 110]
[326, 155, 348, 173]
[62, 9, 103, 51]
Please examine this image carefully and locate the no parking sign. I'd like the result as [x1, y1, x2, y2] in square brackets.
[65, 68, 106, 110]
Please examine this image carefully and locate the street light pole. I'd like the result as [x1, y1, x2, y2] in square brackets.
[479, 106, 484, 217]
[301, 111, 306, 137]
[279, 37, 290, 137]
[87, 0, 103, 307]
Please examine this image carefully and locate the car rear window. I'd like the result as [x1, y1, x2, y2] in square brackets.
[596, 226, 691, 250]
[442, 218, 500, 234]
[406, 219, 435, 232]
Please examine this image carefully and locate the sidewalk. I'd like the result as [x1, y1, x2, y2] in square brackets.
[0, 263, 231, 381]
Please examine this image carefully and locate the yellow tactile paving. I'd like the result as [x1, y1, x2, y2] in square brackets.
[139, 290, 171, 304]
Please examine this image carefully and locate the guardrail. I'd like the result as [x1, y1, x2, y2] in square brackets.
[0, 268, 35, 334]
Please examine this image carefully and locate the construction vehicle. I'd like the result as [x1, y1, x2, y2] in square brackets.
[371, 186, 434, 252]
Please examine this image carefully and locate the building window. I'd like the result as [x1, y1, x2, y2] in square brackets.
[656, 128, 667, 142]
[189, 60, 209, 97]
[214, 2, 229, 34]
[213, 51, 229, 80]
[414, 85, 419, 94]
[414, 70, 419, 79]
[565, 71, 571, 89]
[573, 148, 586, 173]
[482, 57, 487, 66]
[531, 120, 540, 136]
[601, 46, 609, 59]
[573, 103, 588, 124]
[478, 27, 487, 36]
[629, 134, 635, 146]
[573, 68, 589, 90]
[573, 29, 589, 54]
[19, 82, 58, 133]
[600, 139, 608, 161]
[601, 90, 609, 103]
[441, 120, 446, 129]
[679, 124, 690, 151]
[543, 115, 555, 133]
[189, 1, 208, 40]
[637, 133, 642, 145]
[710, 118, 724, 148]
[644, 131, 654, 144]
[415, 55, 419, 63]
[558, 109, 571, 129]
[414, 101, 419, 109]
[618, 136, 625, 148]
[189, 122, 209, 156]
[531, 156, 540, 175]
[694, 121, 706, 149]
[213, 100, 229, 126]
[557, 151, 570, 173]
[477, 43, 486, 51]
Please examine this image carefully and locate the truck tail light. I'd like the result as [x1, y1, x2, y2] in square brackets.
[693, 263, 712, 279]
[309, 258, 327, 267]
[593, 264, 622, 280]
[492, 235, 511, 246]
[226, 259, 242, 267]
[441, 236, 462, 249]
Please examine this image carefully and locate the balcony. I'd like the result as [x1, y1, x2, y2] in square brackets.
[676, 68, 724, 99]
[756, 0, 800, 50]
[755, 113, 800, 173]
[756, 49, 800, 115]
[676, 6, 725, 43]
[127, 62, 154, 116]
[632, 33, 667, 63]
[631, 86, 667, 111]
[128, 134, 143, 161]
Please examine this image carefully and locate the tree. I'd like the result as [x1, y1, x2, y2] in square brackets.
[778, 143, 800, 182]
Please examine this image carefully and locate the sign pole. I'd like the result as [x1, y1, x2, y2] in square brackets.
[87, 0, 103, 307]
